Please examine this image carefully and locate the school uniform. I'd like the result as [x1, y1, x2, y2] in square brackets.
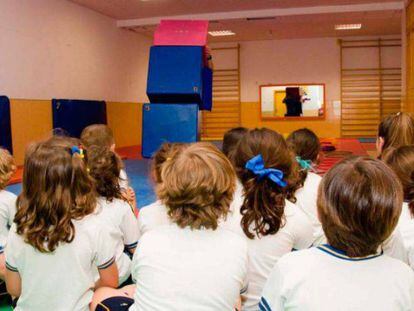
[397, 202, 414, 268]
[0, 190, 16, 252]
[95, 197, 139, 284]
[119, 169, 129, 190]
[260, 245, 414, 311]
[129, 223, 248, 311]
[224, 180, 314, 311]
[294, 172, 324, 244]
[5, 215, 116, 311]
[137, 200, 171, 239]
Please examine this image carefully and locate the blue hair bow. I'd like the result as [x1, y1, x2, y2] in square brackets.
[296, 156, 312, 170]
[245, 154, 287, 187]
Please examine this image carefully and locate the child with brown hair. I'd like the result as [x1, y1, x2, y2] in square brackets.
[261, 157, 414, 311]
[287, 128, 323, 244]
[377, 112, 414, 158]
[222, 127, 248, 159]
[229, 128, 313, 310]
[0, 148, 16, 280]
[81, 124, 135, 206]
[90, 142, 248, 311]
[87, 146, 139, 284]
[137, 142, 186, 237]
[384, 145, 414, 268]
[5, 138, 118, 310]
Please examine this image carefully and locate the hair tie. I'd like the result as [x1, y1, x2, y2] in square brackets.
[71, 146, 84, 159]
[245, 154, 287, 187]
[296, 156, 313, 171]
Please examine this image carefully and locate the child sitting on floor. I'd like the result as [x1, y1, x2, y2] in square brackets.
[260, 157, 414, 311]
[87, 145, 139, 285]
[81, 124, 136, 208]
[90, 142, 248, 311]
[222, 127, 248, 159]
[377, 112, 414, 158]
[384, 145, 414, 268]
[5, 137, 118, 311]
[0, 148, 16, 280]
[229, 128, 313, 310]
[137, 142, 185, 237]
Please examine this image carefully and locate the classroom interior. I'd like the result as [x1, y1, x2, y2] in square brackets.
[1, 0, 413, 205]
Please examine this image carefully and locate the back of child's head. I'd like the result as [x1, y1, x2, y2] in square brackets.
[80, 124, 114, 149]
[15, 137, 96, 253]
[232, 128, 300, 239]
[286, 128, 320, 163]
[157, 142, 236, 230]
[151, 142, 186, 185]
[222, 127, 248, 158]
[383, 145, 414, 216]
[378, 112, 414, 156]
[87, 145, 122, 202]
[0, 148, 15, 191]
[318, 156, 402, 257]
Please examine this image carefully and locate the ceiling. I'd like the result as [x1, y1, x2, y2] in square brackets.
[71, 0, 400, 19]
[69, 0, 403, 41]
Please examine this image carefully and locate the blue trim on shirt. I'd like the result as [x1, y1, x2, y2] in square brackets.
[0, 246, 4, 254]
[5, 262, 18, 272]
[317, 244, 383, 261]
[97, 256, 115, 270]
[259, 297, 272, 311]
[124, 241, 138, 250]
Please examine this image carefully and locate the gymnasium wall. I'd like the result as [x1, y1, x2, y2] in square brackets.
[0, 0, 151, 164]
[213, 36, 402, 138]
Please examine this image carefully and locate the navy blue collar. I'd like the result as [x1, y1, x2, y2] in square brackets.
[317, 244, 383, 261]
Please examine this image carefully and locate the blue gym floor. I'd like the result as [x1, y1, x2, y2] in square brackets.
[7, 159, 157, 209]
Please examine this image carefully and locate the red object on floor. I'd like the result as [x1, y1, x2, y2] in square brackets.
[9, 167, 23, 185]
[317, 138, 368, 175]
[116, 145, 142, 160]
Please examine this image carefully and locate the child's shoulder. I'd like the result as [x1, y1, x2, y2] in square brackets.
[0, 190, 17, 202]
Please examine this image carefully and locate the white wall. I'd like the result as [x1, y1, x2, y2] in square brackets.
[0, 0, 152, 102]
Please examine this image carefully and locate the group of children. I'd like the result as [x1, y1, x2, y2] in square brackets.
[0, 112, 414, 310]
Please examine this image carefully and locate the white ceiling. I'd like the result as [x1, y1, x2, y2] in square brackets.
[69, 0, 403, 41]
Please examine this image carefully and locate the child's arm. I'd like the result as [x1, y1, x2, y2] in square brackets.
[96, 261, 118, 289]
[5, 267, 21, 297]
[121, 202, 139, 255]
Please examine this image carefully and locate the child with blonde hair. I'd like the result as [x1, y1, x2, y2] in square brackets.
[91, 142, 248, 311]
[0, 148, 16, 280]
[5, 138, 118, 310]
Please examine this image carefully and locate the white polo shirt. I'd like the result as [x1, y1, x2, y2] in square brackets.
[260, 245, 414, 311]
[129, 224, 248, 311]
[294, 172, 324, 244]
[119, 169, 129, 190]
[137, 200, 171, 239]
[398, 202, 414, 268]
[5, 215, 116, 311]
[224, 181, 314, 311]
[95, 197, 139, 284]
[0, 190, 16, 252]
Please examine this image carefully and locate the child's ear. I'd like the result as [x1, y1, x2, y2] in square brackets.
[110, 143, 116, 152]
[376, 137, 384, 155]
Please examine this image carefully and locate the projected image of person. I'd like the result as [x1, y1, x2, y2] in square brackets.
[283, 87, 302, 117]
